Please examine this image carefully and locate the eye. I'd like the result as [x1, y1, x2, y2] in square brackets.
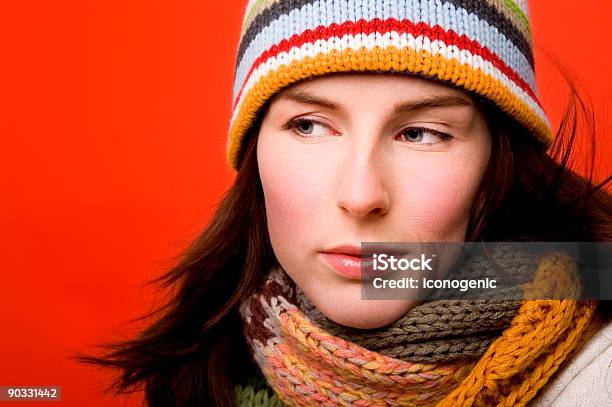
[397, 127, 451, 144]
[283, 118, 335, 138]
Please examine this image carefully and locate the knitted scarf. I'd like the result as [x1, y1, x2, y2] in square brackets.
[238, 247, 599, 406]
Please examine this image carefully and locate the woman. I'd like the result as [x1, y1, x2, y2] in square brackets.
[85, 0, 612, 406]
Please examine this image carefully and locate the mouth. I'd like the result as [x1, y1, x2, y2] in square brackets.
[319, 252, 374, 280]
[319, 244, 417, 280]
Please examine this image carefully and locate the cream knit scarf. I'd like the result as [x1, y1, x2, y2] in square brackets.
[238, 246, 599, 406]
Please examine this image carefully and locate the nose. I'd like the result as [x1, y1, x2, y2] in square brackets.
[336, 146, 390, 218]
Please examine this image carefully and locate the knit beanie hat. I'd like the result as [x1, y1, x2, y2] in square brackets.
[226, 0, 553, 170]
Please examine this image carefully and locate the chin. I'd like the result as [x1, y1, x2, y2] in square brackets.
[315, 297, 420, 329]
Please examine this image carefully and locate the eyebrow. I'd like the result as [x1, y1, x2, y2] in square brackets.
[277, 89, 473, 115]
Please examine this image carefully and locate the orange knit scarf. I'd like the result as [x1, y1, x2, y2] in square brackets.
[239, 254, 599, 406]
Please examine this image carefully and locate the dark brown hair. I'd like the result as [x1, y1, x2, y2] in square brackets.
[79, 76, 611, 406]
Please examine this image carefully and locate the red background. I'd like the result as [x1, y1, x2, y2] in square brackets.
[1, 1, 610, 406]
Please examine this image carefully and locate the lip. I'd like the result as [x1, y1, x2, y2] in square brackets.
[319, 252, 373, 280]
[320, 243, 417, 280]
[322, 244, 363, 256]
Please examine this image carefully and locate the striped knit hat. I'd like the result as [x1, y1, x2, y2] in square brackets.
[226, 0, 553, 170]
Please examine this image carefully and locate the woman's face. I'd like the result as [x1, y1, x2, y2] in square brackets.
[257, 74, 492, 328]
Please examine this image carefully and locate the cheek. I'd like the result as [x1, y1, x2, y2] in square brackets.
[393, 150, 489, 240]
[257, 134, 328, 258]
